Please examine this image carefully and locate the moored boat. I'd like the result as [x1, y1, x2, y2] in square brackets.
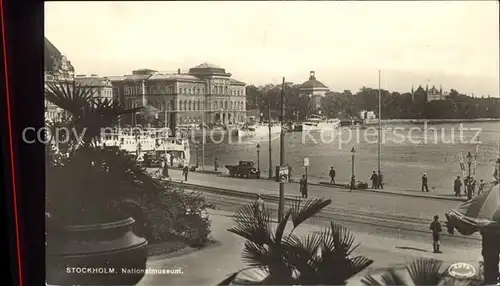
[302, 114, 341, 132]
[101, 127, 191, 166]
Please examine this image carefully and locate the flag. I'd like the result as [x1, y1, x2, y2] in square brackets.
[445, 182, 500, 235]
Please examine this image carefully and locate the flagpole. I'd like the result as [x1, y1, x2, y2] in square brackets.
[378, 70, 381, 176]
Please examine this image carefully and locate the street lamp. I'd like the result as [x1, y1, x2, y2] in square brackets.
[351, 147, 356, 179]
[256, 143, 261, 172]
[195, 143, 199, 167]
[466, 151, 473, 199]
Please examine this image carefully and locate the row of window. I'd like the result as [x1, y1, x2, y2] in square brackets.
[124, 84, 245, 96]
[132, 99, 246, 111]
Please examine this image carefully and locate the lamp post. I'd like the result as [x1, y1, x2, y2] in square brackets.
[466, 151, 473, 199]
[256, 143, 261, 172]
[195, 144, 199, 168]
[351, 147, 356, 179]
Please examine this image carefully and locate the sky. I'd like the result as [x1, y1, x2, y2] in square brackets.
[45, 1, 499, 97]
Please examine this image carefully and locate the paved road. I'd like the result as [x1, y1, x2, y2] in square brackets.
[151, 168, 463, 222]
[137, 209, 482, 286]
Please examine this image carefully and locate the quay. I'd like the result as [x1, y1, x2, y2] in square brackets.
[147, 168, 466, 223]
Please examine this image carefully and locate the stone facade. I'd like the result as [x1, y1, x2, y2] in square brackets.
[44, 37, 75, 122]
[74, 75, 114, 100]
[111, 63, 247, 128]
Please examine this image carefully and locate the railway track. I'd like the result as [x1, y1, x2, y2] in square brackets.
[171, 181, 481, 245]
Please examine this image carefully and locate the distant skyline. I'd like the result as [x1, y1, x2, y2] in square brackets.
[45, 1, 499, 96]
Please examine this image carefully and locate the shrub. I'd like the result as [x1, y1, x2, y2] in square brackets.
[140, 185, 213, 246]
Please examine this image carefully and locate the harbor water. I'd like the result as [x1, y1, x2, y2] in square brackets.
[189, 121, 500, 195]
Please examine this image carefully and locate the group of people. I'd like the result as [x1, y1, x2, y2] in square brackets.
[159, 158, 191, 181]
[453, 176, 485, 198]
[369, 171, 384, 189]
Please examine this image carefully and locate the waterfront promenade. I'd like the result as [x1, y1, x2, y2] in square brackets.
[137, 209, 482, 286]
[148, 168, 465, 222]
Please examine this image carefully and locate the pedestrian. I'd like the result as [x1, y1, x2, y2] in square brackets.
[329, 166, 336, 184]
[288, 164, 293, 181]
[162, 158, 169, 178]
[421, 173, 429, 192]
[300, 175, 308, 198]
[370, 171, 378, 189]
[429, 215, 442, 253]
[182, 165, 189, 181]
[478, 179, 485, 195]
[453, 176, 462, 197]
[214, 157, 218, 171]
[350, 175, 356, 192]
[254, 194, 265, 218]
[169, 153, 174, 166]
[378, 171, 384, 189]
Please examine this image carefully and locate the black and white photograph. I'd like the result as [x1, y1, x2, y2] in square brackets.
[42, 1, 499, 285]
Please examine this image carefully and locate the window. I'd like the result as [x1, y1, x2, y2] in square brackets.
[224, 101, 228, 110]
[225, 86, 228, 94]
[197, 101, 201, 110]
[219, 86, 223, 94]
[188, 101, 192, 111]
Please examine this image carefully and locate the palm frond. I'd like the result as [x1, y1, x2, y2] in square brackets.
[228, 203, 273, 245]
[378, 268, 408, 285]
[290, 197, 331, 229]
[361, 274, 384, 286]
[321, 221, 359, 257]
[241, 241, 272, 268]
[282, 232, 324, 281]
[407, 258, 443, 285]
[274, 210, 292, 243]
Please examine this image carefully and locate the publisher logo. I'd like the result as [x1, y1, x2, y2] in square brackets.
[448, 263, 476, 278]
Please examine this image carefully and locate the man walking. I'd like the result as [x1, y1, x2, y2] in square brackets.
[162, 158, 169, 178]
[378, 171, 384, 189]
[254, 194, 265, 218]
[350, 175, 356, 192]
[421, 173, 429, 192]
[182, 165, 189, 181]
[453, 176, 462, 197]
[300, 175, 308, 198]
[429, 215, 442, 253]
[478, 179, 485, 195]
[329, 166, 336, 184]
[370, 171, 378, 189]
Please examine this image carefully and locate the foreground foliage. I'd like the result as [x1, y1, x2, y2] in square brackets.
[222, 198, 374, 285]
[45, 80, 211, 247]
[362, 258, 484, 286]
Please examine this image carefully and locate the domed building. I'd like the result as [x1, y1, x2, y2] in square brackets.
[110, 62, 247, 128]
[299, 71, 329, 111]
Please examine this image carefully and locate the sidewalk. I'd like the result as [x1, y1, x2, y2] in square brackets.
[137, 209, 481, 286]
[151, 166, 465, 202]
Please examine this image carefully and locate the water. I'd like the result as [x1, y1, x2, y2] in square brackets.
[190, 122, 500, 194]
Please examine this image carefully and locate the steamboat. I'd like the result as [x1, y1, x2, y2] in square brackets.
[302, 114, 341, 132]
[101, 127, 191, 167]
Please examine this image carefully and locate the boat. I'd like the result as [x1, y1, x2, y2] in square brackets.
[237, 122, 281, 138]
[101, 127, 191, 167]
[302, 115, 341, 132]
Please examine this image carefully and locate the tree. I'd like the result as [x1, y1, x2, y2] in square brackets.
[221, 198, 374, 285]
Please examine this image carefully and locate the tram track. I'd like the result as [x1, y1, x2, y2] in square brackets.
[171, 181, 481, 245]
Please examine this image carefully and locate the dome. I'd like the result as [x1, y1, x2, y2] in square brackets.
[188, 62, 228, 76]
[300, 71, 328, 89]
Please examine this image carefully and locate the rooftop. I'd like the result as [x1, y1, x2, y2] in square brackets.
[149, 73, 201, 81]
[192, 62, 221, 69]
[300, 71, 329, 89]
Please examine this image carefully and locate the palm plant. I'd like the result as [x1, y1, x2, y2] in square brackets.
[361, 258, 483, 286]
[223, 197, 374, 285]
[44, 79, 161, 226]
